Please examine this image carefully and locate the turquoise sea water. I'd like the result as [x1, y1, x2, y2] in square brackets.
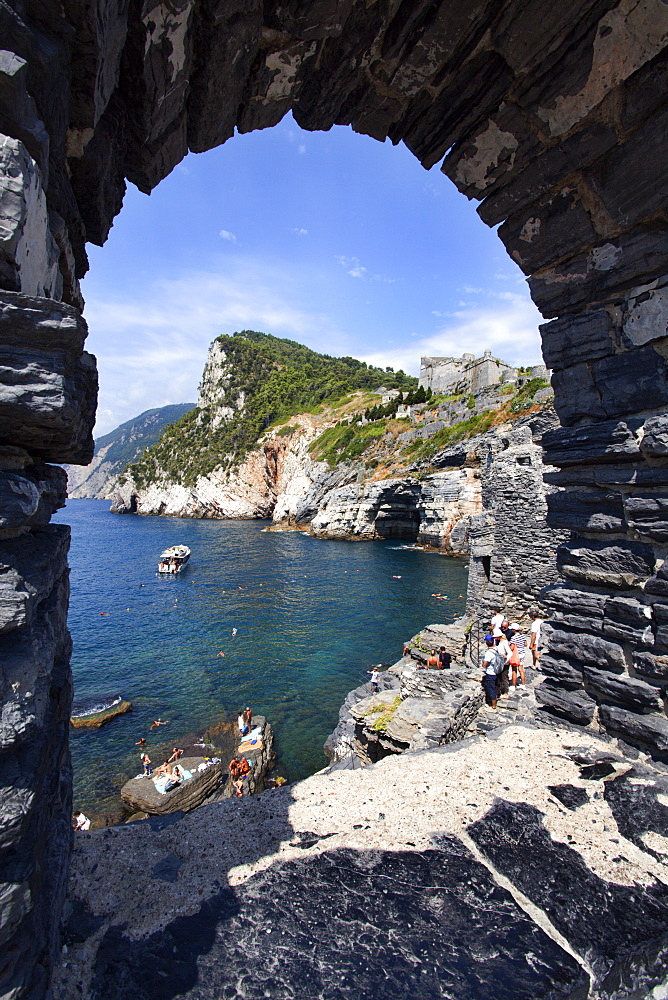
[55, 500, 468, 818]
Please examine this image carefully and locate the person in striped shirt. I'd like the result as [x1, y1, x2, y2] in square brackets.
[508, 622, 527, 690]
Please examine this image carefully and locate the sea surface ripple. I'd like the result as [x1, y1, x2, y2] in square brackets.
[55, 500, 468, 816]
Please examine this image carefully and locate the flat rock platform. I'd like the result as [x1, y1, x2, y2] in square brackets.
[120, 757, 223, 816]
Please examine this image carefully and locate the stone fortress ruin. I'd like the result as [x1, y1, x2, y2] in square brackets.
[0, 0, 667, 996]
[419, 349, 549, 394]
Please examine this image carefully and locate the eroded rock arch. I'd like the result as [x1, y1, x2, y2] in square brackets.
[0, 1, 666, 994]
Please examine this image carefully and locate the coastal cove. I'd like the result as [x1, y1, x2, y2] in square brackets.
[55, 500, 468, 819]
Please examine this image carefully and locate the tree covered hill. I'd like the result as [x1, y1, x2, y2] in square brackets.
[127, 331, 417, 488]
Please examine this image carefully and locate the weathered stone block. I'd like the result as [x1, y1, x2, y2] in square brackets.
[536, 680, 597, 724]
[546, 490, 625, 533]
[586, 104, 668, 232]
[551, 362, 606, 425]
[0, 291, 96, 462]
[557, 539, 655, 590]
[599, 704, 668, 753]
[545, 465, 668, 489]
[622, 279, 668, 350]
[0, 135, 60, 297]
[0, 524, 69, 634]
[540, 310, 616, 372]
[0, 50, 49, 177]
[542, 419, 641, 467]
[540, 653, 584, 687]
[499, 188, 598, 275]
[592, 347, 668, 420]
[640, 415, 668, 457]
[633, 650, 668, 681]
[583, 665, 662, 712]
[624, 494, 668, 543]
[529, 229, 668, 318]
[650, 603, 668, 650]
[603, 596, 654, 647]
[644, 560, 668, 598]
[547, 626, 626, 673]
[544, 585, 605, 634]
[476, 122, 618, 226]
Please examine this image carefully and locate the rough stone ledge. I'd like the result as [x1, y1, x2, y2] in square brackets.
[52, 725, 668, 1000]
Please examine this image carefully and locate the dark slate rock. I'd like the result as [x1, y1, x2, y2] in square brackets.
[468, 800, 668, 980]
[625, 494, 668, 543]
[633, 650, 668, 681]
[583, 666, 662, 712]
[0, 292, 97, 463]
[604, 767, 668, 863]
[87, 842, 587, 1000]
[551, 362, 606, 425]
[499, 188, 598, 275]
[545, 465, 668, 488]
[546, 490, 625, 533]
[529, 228, 668, 319]
[641, 415, 668, 457]
[652, 603, 668, 649]
[547, 627, 626, 673]
[544, 586, 605, 635]
[542, 419, 641, 467]
[645, 559, 668, 598]
[602, 595, 655, 646]
[578, 762, 616, 781]
[599, 705, 668, 754]
[477, 123, 618, 227]
[535, 681, 597, 724]
[594, 347, 668, 420]
[540, 653, 584, 688]
[540, 310, 615, 372]
[548, 784, 589, 810]
[585, 104, 668, 232]
[557, 538, 655, 589]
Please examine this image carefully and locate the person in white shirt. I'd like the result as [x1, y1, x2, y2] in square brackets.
[530, 612, 544, 667]
[490, 611, 504, 631]
[481, 637, 503, 709]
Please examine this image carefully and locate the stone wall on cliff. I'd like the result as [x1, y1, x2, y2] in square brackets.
[0, 0, 666, 994]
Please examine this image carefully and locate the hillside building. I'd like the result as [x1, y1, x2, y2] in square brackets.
[419, 351, 522, 395]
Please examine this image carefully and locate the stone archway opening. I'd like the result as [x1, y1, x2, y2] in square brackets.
[0, 1, 666, 995]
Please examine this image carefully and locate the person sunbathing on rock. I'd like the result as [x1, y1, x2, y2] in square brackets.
[168, 747, 184, 763]
[154, 759, 174, 777]
[229, 755, 250, 797]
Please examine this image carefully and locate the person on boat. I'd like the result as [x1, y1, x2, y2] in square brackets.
[229, 755, 250, 797]
[151, 718, 168, 729]
[168, 747, 184, 763]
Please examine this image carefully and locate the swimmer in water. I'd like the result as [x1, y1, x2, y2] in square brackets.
[135, 737, 146, 746]
[151, 718, 168, 729]
[232, 628, 237, 636]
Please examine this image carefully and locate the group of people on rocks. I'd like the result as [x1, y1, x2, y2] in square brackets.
[481, 610, 543, 710]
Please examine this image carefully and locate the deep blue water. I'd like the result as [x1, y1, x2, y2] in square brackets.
[54, 500, 468, 816]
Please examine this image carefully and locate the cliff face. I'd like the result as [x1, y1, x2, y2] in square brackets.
[65, 403, 194, 499]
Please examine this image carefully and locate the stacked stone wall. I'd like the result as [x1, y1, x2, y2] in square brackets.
[0, 0, 666, 994]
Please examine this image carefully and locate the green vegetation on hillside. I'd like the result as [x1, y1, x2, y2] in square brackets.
[401, 411, 495, 461]
[127, 331, 417, 487]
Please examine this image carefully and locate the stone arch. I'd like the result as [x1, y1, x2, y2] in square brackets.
[0, 1, 667, 995]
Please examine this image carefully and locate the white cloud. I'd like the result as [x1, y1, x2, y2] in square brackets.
[82, 257, 346, 436]
[219, 229, 238, 243]
[335, 255, 367, 278]
[358, 289, 543, 375]
[291, 227, 309, 236]
[298, 144, 306, 155]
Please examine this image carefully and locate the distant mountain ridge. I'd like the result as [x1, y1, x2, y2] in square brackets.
[65, 403, 195, 498]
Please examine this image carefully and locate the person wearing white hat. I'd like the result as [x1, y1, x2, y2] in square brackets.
[508, 623, 527, 691]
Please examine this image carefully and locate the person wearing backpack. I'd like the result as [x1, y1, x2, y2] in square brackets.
[481, 635, 503, 710]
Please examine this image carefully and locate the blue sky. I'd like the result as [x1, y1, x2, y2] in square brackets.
[82, 113, 544, 436]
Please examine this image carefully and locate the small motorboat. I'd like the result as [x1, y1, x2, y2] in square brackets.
[158, 545, 191, 574]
